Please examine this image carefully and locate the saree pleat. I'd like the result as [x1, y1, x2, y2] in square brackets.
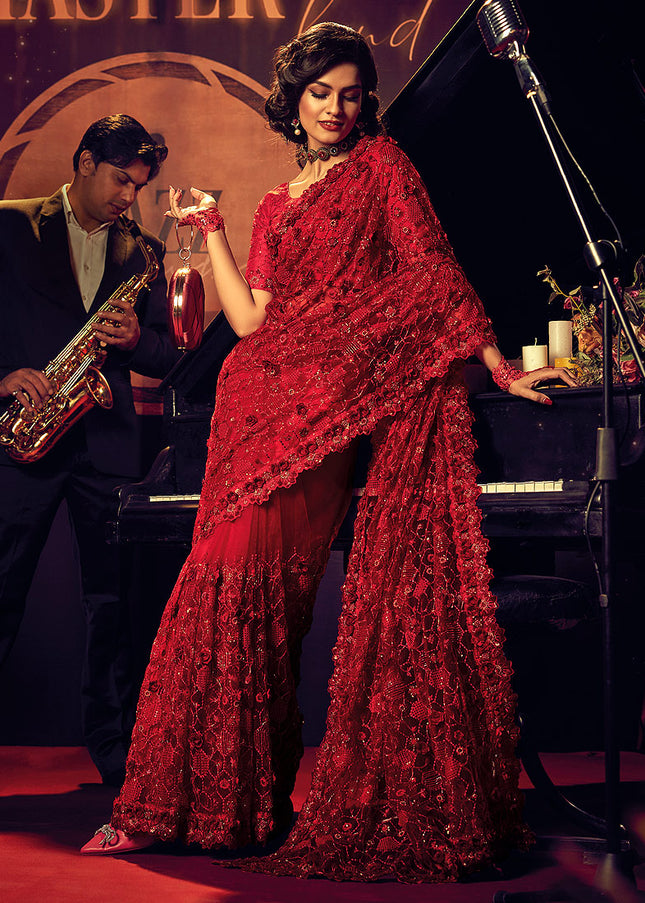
[112, 448, 355, 847]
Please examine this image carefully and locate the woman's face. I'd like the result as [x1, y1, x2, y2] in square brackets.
[297, 62, 362, 149]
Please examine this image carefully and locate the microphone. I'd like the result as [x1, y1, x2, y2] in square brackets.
[476, 0, 529, 59]
[476, 0, 551, 112]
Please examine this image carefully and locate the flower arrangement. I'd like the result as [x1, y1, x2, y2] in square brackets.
[537, 258, 645, 385]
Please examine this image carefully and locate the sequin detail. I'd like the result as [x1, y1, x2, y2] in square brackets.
[178, 206, 225, 243]
[199, 136, 496, 536]
[235, 378, 532, 881]
[492, 358, 525, 392]
[112, 452, 355, 848]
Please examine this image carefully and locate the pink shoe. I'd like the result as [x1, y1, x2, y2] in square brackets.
[80, 823, 155, 854]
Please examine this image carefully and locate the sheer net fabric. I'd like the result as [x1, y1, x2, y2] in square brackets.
[112, 449, 355, 846]
[112, 136, 531, 880]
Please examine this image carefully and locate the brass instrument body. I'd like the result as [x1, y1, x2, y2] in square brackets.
[0, 236, 158, 463]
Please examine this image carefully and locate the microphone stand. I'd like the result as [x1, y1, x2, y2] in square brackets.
[499, 40, 645, 896]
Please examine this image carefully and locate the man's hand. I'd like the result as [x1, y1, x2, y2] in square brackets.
[0, 368, 53, 411]
[93, 297, 141, 351]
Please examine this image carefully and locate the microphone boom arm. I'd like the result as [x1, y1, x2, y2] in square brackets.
[476, 0, 645, 894]
[512, 46, 645, 380]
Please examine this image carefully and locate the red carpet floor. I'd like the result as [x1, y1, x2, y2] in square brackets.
[1, 746, 645, 902]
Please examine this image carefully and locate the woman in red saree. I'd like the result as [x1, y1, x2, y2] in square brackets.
[81, 23, 573, 881]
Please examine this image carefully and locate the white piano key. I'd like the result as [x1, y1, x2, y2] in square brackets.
[149, 494, 201, 502]
[478, 479, 566, 495]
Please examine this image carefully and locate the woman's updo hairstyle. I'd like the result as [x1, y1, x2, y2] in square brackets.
[265, 22, 382, 147]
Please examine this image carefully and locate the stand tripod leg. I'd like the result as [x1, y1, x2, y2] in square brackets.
[492, 718, 638, 902]
[518, 716, 617, 839]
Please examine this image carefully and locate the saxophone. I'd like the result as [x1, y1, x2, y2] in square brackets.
[0, 236, 159, 463]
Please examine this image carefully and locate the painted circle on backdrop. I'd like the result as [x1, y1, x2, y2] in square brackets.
[0, 52, 294, 322]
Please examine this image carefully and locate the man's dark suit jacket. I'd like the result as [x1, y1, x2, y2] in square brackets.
[0, 189, 180, 477]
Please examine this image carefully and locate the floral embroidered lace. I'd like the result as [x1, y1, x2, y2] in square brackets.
[111, 136, 532, 881]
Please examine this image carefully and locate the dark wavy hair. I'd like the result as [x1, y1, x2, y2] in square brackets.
[72, 114, 168, 180]
[265, 22, 383, 148]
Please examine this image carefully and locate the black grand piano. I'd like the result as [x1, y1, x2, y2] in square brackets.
[114, 0, 645, 551]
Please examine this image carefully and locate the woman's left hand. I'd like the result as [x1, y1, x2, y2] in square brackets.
[509, 366, 578, 405]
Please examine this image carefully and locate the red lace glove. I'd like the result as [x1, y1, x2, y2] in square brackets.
[491, 358, 525, 392]
[178, 207, 225, 242]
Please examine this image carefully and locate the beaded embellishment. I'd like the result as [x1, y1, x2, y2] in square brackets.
[491, 358, 525, 392]
[178, 207, 225, 243]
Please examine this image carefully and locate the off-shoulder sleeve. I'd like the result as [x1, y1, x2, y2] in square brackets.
[245, 187, 287, 293]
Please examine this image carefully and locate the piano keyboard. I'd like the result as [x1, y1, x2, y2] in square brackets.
[478, 479, 565, 494]
[147, 487, 366, 504]
[149, 483, 571, 502]
[150, 494, 201, 502]
[113, 480, 600, 544]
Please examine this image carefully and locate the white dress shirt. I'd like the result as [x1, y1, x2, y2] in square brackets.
[62, 185, 111, 312]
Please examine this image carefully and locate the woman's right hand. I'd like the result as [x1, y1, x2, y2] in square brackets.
[509, 366, 577, 405]
[166, 186, 218, 222]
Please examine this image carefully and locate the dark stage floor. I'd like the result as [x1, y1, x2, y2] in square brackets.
[1, 747, 645, 902]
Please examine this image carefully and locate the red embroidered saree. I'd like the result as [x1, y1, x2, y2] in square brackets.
[111, 136, 531, 881]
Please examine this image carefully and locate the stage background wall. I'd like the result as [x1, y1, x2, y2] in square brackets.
[0, 0, 471, 328]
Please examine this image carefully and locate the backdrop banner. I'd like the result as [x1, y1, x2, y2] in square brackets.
[0, 1, 470, 314]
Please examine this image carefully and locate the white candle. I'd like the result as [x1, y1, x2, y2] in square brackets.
[548, 320, 573, 366]
[522, 343, 548, 371]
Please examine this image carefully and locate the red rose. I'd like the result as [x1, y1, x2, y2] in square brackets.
[621, 358, 638, 382]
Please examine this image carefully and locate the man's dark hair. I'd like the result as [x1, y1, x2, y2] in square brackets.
[72, 114, 168, 180]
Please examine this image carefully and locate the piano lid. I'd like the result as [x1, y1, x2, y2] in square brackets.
[159, 311, 239, 403]
[385, 0, 645, 356]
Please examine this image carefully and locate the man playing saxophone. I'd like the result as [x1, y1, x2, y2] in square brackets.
[0, 114, 180, 787]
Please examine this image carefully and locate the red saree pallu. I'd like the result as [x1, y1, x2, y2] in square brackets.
[239, 375, 531, 881]
[111, 135, 532, 878]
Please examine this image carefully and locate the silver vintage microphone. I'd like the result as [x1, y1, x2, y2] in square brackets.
[476, 0, 529, 59]
[476, 0, 550, 111]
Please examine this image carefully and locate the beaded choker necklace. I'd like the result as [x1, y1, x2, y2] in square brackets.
[296, 133, 358, 167]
